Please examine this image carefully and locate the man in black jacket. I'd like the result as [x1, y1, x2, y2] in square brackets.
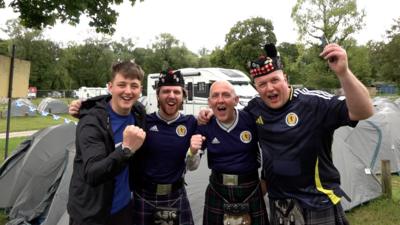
[67, 61, 146, 225]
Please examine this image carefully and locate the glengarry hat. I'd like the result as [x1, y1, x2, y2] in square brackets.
[248, 43, 283, 79]
[157, 69, 185, 88]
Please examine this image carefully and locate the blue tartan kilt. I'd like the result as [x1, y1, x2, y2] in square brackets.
[132, 186, 194, 225]
[203, 178, 269, 225]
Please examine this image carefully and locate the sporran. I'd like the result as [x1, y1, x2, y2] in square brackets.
[152, 207, 179, 225]
[271, 199, 305, 225]
[223, 202, 251, 225]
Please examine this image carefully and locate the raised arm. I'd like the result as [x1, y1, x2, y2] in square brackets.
[320, 43, 374, 120]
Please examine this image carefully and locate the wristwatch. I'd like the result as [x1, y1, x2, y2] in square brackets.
[120, 145, 135, 157]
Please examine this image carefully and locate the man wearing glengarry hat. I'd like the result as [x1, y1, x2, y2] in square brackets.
[198, 42, 373, 224]
[246, 43, 373, 224]
[130, 69, 198, 225]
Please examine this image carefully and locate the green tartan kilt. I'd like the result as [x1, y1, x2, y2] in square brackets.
[202, 177, 270, 225]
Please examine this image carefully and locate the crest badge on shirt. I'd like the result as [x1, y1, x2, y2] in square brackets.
[240, 131, 252, 143]
[285, 112, 299, 127]
[176, 125, 187, 137]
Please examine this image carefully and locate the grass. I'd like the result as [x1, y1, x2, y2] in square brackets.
[346, 175, 400, 225]
[0, 136, 27, 161]
[0, 114, 77, 133]
[0, 97, 77, 133]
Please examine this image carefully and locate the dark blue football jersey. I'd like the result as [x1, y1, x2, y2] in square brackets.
[133, 112, 197, 184]
[198, 109, 260, 174]
[245, 87, 357, 209]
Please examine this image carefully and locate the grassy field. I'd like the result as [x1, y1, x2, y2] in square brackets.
[0, 136, 27, 160]
[0, 97, 77, 133]
[346, 175, 400, 225]
[0, 114, 77, 133]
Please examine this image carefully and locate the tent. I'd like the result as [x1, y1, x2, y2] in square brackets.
[332, 126, 382, 211]
[37, 98, 69, 114]
[5, 99, 36, 117]
[0, 123, 76, 225]
[395, 97, 400, 108]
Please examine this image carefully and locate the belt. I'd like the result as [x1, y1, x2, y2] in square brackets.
[211, 171, 259, 186]
[135, 178, 184, 195]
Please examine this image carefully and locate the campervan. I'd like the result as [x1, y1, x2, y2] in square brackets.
[146, 68, 258, 115]
[74, 86, 109, 100]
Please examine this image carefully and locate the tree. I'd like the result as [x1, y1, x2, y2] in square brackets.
[149, 33, 200, 71]
[379, 19, 400, 86]
[277, 42, 302, 84]
[297, 45, 339, 89]
[1, 0, 143, 34]
[223, 17, 277, 73]
[291, 0, 365, 45]
[386, 17, 400, 39]
[63, 40, 114, 88]
[209, 47, 229, 68]
[347, 44, 373, 86]
[110, 38, 136, 62]
[1, 19, 67, 90]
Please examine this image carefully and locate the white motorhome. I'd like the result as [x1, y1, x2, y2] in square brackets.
[75, 86, 109, 100]
[146, 68, 258, 115]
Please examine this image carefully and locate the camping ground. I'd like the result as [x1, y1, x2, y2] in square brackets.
[0, 137, 399, 224]
[1, 96, 400, 224]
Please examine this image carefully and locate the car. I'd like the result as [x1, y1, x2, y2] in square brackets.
[49, 91, 62, 98]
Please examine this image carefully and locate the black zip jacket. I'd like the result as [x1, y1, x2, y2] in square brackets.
[67, 95, 146, 225]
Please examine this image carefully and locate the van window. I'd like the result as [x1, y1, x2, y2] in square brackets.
[194, 82, 209, 98]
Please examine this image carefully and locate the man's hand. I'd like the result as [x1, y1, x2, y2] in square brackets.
[122, 125, 146, 154]
[320, 43, 349, 77]
[197, 109, 213, 125]
[69, 100, 82, 118]
[190, 134, 205, 155]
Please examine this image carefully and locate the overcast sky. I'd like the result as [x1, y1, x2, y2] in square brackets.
[0, 0, 399, 53]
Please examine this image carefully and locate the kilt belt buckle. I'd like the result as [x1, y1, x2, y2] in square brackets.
[222, 174, 238, 186]
[156, 184, 172, 195]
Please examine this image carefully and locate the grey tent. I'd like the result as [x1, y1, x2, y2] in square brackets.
[5, 99, 36, 117]
[394, 97, 400, 108]
[0, 123, 76, 225]
[330, 99, 400, 210]
[332, 126, 382, 211]
[37, 98, 69, 114]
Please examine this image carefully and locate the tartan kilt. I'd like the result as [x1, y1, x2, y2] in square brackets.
[303, 203, 349, 225]
[269, 199, 349, 225]
[203, 178, 269, 225]
[132, 186, 194, 225]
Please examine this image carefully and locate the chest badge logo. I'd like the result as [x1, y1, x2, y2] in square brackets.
[285, 112, 299, 127]
[256, 116, 264, 125]
[240, 130, 252, 143]
[176, 125, 187, 137]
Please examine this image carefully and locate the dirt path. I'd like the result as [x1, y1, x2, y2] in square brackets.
[0, 130, 38, 139]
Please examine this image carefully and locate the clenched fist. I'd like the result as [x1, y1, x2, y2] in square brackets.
[190, 134, 205, 155]
[122, 125, 146, 154]
[69, 100, 82, 118]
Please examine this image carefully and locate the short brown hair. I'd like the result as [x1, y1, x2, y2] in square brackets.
[111, 61, 144, 82]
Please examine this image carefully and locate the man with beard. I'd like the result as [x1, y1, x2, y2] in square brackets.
[69, 69, 198, 225]
[190, 80, 269, 225]
[199, 43, 373, 225]
[68, 61, 146, 225]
